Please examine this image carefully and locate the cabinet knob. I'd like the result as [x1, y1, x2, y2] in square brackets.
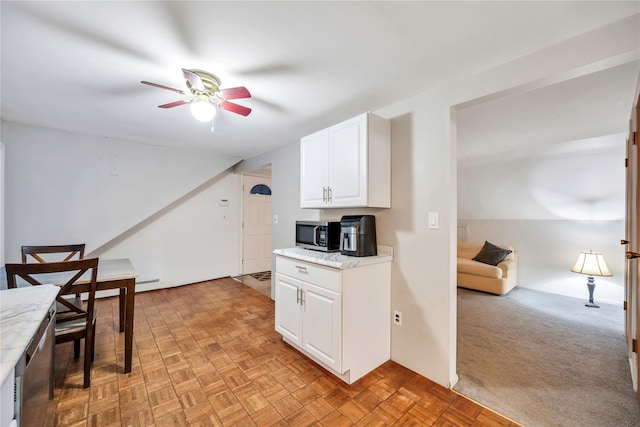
[627, 252, 640, 259]
[621, 239, 630, 245]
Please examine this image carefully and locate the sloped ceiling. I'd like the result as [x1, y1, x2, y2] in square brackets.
[1, 1, 639, 158]
[457, 61, 640, 164]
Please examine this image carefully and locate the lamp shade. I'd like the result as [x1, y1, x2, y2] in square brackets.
[571, 251, 612, 277]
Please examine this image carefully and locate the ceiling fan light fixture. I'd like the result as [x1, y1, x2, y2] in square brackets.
[190, 100, 216, 122]
[142, 69, 251, 119]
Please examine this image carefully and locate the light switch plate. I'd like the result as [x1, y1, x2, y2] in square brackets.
[428, 212, 439, 229]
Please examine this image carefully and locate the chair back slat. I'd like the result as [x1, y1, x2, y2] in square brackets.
[56, 268, 90, 298]
[5, 258, 99, 318]
[21, 244, 86, 263]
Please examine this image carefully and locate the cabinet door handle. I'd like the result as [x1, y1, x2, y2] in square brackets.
[296, 288, 301, 304]
[328, 187, 332, 203]
[627, 251, 640, 259]
[295, 265, 307, 271]
[323, 187, 327, 203]
[621, 239, 630, 245]
[300, 289, 305, 306]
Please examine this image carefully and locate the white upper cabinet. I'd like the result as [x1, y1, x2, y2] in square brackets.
[300, 128, 329, 208]
[300, 112, 390, 208]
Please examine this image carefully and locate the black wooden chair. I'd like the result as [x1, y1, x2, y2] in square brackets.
[6, 258, 99, 388]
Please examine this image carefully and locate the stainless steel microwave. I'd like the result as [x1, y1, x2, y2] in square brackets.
[295, 221, 341, 252]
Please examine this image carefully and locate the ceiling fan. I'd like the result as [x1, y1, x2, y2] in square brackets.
[141, 69, 252, 122]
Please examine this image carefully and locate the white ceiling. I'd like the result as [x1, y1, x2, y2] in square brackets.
[1, 1, 639, 159]
[457, 61, 640, 163]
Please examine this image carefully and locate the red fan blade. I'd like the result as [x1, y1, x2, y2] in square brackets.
[158, 100, 191, 108]
[182, 68, 205, 91]
[141, 81, 186, 95]
[219, 101, 251, 116]
[218, 86, 251, 100]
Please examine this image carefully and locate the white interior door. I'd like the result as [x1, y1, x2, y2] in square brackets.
[632, 98, 640, 405]
[242, 174, 272, 275]
[625, 125, 638, 392]
[625, 96, 639, 402]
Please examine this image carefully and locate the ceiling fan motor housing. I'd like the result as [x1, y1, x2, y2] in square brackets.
[185, 69, 221, 96]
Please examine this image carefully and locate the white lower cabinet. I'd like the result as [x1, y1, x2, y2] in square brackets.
[274, 274, 304, 346]
[275, 273, 342, 372]
[275, 255, 390, 384]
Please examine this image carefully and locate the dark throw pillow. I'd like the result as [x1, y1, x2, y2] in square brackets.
[472, 241, 512, 266]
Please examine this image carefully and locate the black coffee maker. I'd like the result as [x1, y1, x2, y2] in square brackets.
[339, 215, 377, 257]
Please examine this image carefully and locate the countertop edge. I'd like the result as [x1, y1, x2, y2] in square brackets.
[274, 245, 393, 269]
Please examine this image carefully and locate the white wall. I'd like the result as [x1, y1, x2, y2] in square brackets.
[458, 131, 627, 304]
[376, 16, 639, 387]
[237, 141, 320, 250]
[460, 219, 624, 304]
[94, 171, 242, 292]
[244, 14, 640, 388]
[458, 134, 626, 221]
[2, 12, 633, 391]
[3, 121, 242, 286]
[3, 122, 241, 260]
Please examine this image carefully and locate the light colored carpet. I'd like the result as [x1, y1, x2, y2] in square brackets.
[455, 287, 640, 427]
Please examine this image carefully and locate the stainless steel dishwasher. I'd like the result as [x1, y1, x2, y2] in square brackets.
[14, 302, 55, 427]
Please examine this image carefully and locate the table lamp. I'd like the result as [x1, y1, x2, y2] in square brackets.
[571, 250, 612, 308]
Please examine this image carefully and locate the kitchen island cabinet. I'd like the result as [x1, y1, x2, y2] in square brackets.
[274, 247, 392, 384]
[300, 112, 390, 208]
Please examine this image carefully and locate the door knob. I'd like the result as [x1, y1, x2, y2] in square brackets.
[621, 239, 630, 245]
[626, 252, 640, 259]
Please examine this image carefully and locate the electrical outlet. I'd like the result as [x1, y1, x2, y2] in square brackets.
[394, 310, 402, 326]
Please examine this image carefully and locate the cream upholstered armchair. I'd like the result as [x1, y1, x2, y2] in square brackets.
[457, 241, 517, 295]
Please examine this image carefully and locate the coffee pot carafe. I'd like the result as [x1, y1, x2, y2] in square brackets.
[339, 215, 377, 257]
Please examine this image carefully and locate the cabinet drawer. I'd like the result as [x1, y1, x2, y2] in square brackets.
[276, 257, 341, 293]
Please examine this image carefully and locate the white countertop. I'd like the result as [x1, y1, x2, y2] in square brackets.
[273, 245, 393, 269]
[0, 285, 58, 386]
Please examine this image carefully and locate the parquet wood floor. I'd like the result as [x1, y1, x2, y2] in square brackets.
[45, 277, 520, 427]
